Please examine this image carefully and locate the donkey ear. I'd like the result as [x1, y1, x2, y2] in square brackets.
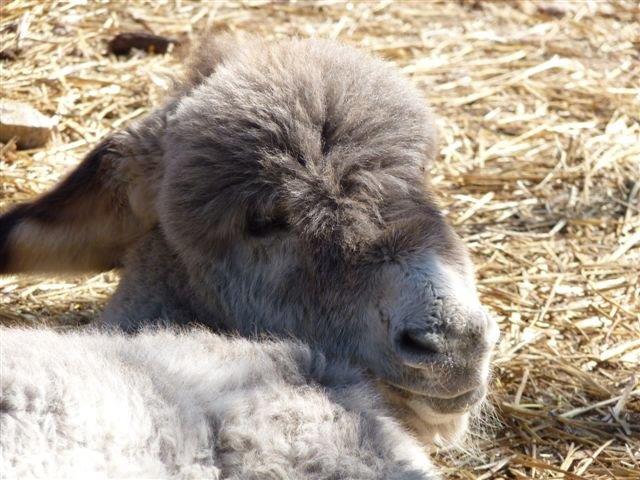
[0, 121, 164, 274]
[181, 34, 234, 87]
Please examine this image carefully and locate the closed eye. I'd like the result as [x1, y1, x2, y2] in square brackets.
[246, 213, 289, 237]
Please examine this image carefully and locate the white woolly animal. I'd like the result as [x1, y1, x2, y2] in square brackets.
[0, 328, 437, 480]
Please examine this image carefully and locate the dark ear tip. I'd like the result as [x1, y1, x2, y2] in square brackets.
[0, 204, 29, 273]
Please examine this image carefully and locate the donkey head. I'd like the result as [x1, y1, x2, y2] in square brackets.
[0, 37, 498, 445]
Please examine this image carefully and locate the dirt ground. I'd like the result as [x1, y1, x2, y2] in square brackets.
[1, 1, 638, 479]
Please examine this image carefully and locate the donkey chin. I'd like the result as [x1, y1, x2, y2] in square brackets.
[379, 360, 492, 448]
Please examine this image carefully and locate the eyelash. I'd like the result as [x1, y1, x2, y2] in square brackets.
[246, 214, 289, 237]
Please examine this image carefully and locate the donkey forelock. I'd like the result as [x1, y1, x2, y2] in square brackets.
[160, 37, 441, 265]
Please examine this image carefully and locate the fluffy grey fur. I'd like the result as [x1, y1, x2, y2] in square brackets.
[1, 328, 436, 480]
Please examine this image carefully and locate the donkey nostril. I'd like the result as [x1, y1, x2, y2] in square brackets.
[396, 329, 442, 359]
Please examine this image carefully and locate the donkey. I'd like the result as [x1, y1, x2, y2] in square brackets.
[0, 36, 499, 447]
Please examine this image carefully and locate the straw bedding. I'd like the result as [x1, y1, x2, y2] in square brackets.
[0, 1, 638, 479]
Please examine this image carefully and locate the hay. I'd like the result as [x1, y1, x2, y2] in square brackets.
[1, 1, 638, 478]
